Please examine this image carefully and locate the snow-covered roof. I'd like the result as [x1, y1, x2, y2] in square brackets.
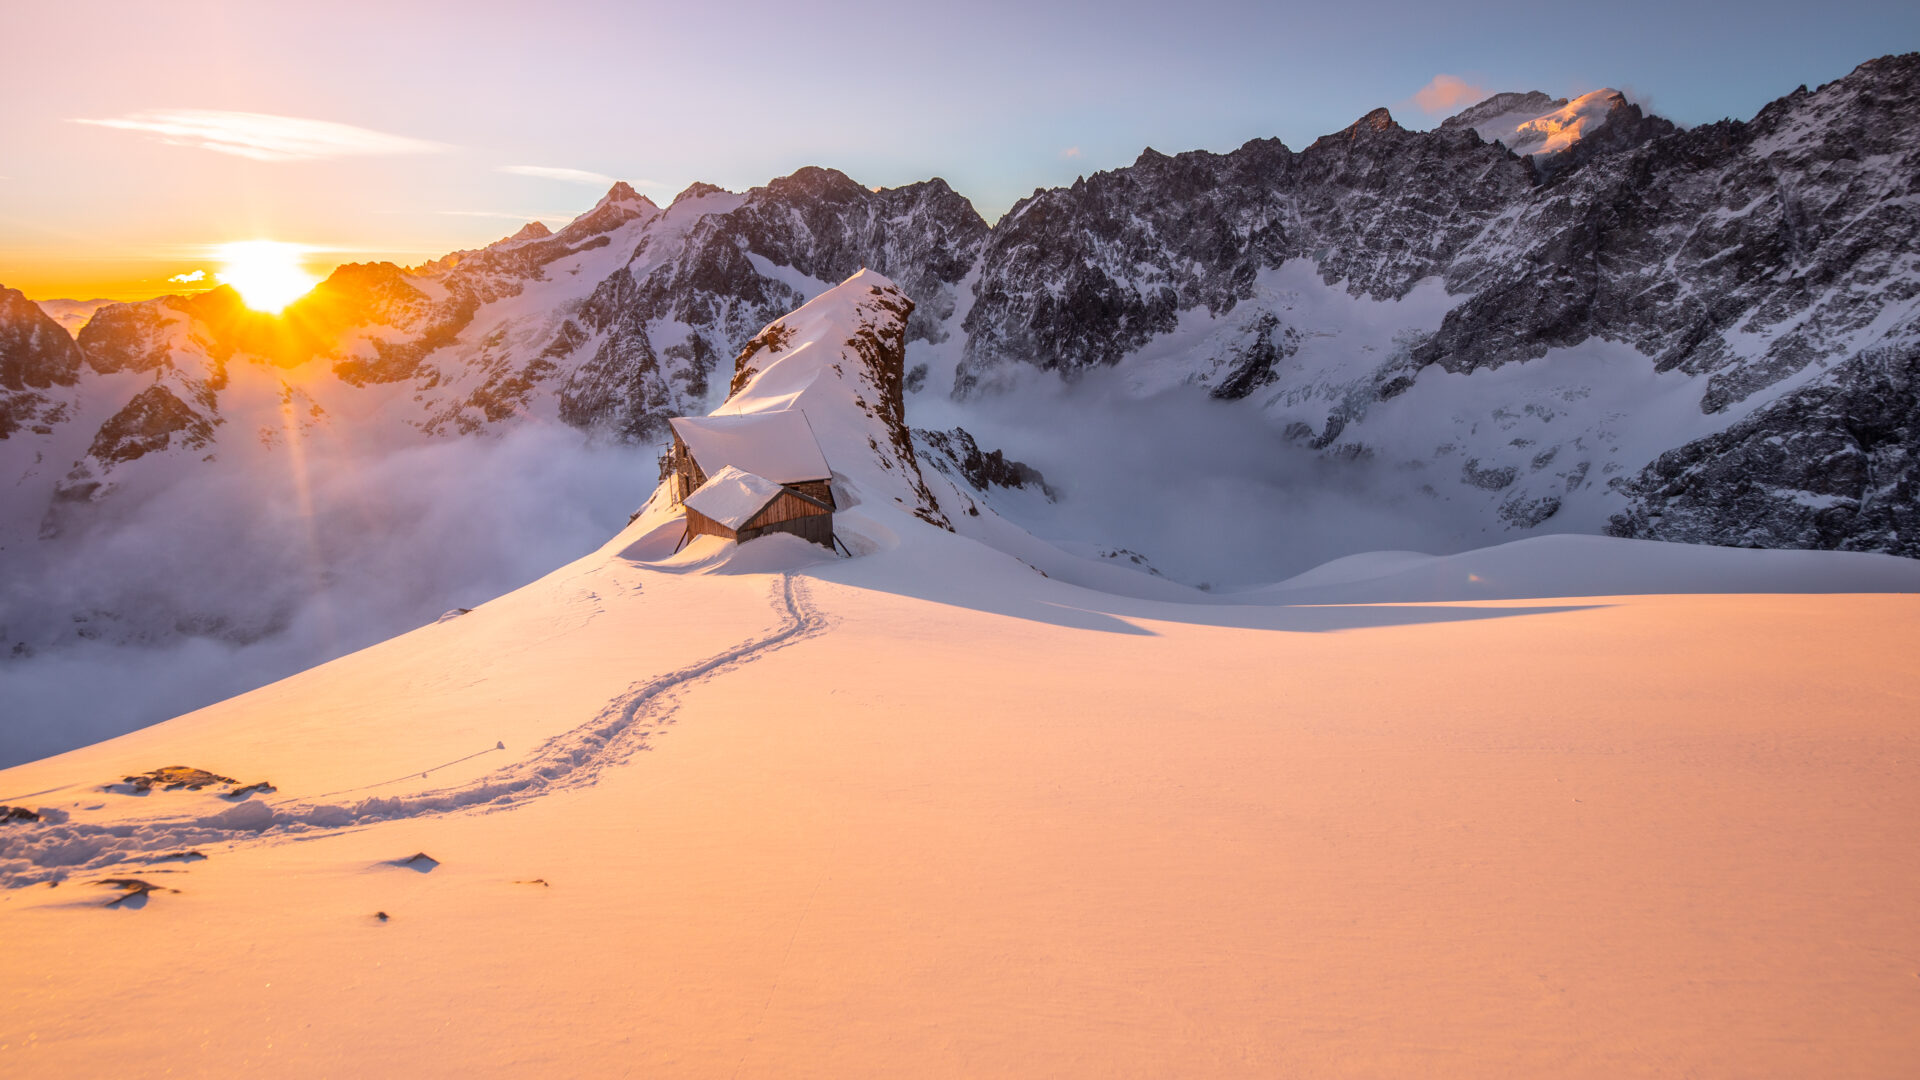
[669, 410, 831, 484]
[683, 466, 785, 530]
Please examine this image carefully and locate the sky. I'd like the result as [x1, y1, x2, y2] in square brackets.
[4, 0, 1916, 299]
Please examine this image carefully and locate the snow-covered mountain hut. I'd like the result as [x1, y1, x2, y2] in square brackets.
[662, 411, 835, 509]
[663, 411, 837, 549]
[681, 465, 835, 549]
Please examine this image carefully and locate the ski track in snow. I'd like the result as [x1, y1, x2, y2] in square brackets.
[0, 573, 828, 888]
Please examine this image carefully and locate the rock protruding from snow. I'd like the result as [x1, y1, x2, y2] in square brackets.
[913, 427, 1057, 502]
[716, 269, 950, 529]
[1608, 342, 1920, 555]
[0, 287, 84, 439]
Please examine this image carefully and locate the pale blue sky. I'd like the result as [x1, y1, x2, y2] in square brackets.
[5, 0, 1916, 295]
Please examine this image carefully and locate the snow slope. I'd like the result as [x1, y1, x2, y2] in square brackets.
[4, 271, 1919, 1076]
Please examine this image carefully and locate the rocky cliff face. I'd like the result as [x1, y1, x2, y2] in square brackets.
[0, 288, 82, 439]
[1608, 341, 1920, 554]
[1421, 56, 1916, 411]
[956, 112, 1539, 390]
[950, 54, 1918, 556]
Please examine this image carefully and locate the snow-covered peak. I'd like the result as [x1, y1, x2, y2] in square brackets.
[1450, 88, 1633, 158]
[1440, 90, 1569, 141]
[671, 181, 730, 206]
[594, 180, 652, 212]
[552, 181, 660, 242]
[1511, 88, 1630, 155]
[491, 220, 553, 248]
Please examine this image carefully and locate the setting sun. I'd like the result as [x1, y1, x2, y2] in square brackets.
[215, 240, 318, 313]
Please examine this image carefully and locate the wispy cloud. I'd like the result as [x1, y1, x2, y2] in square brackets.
[1060, 146, 1082, 159]
[167, 269, 207, 284]
[498, 165, 618, 185]
[1412, 74, 1490, 114]
[72, 110, 448, 162]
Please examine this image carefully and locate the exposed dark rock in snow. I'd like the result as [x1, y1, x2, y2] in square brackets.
[1608, 343, 1920, 555]
[0, 287, 83, 439]
[84, 384, 218, 468]
[912, 427, 1058, 501]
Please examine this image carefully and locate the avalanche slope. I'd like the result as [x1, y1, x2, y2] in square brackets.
[3, 272, 1919, 1079]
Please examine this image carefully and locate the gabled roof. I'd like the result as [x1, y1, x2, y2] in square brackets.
[668, 410, 830, 484]
[683, 466, 785, 530]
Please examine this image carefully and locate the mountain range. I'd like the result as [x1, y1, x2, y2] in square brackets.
[3, 53, 1916, 640]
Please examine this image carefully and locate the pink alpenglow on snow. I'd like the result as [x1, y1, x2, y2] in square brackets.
[668, 412, 833, 485]
[3, 269, 1919, 1078]
[1459, 87, 1635, 158]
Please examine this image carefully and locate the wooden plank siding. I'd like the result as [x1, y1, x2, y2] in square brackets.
[661, 434, 708, 507]
[739, 511, 835, 548]
[745, 490, 831, 530]
[683, 487, 836, 551]
[683, 506, 736, 541]
[786, 479, 836, 509]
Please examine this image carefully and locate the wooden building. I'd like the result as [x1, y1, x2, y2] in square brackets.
[681, 466, 836, 550]
[661, 411, 835, 510]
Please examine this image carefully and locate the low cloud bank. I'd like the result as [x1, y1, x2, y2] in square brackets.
[914, 368, 1487, 589]
[0, 425, 652, 767]
[5, 377, 1495, 767]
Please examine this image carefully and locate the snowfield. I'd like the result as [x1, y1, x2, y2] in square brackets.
[4, 273, 1918, 1077]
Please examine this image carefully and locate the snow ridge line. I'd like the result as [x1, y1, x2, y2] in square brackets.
[0, 574, 829, 888]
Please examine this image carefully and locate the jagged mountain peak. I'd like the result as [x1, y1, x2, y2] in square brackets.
[672, 181, 730, 205]
[762, 165, 870, 204]
[0, 286, 84, 438]
[1348, 107, 1400, 136]
[1441, 90, 1569, 133]
[1442, 86, 1667, 164]
[595, 180, 651, 209]
[544, 181, 660, 244]
[496, 220, 552, 246]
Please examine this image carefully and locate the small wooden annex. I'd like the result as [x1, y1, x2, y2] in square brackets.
[681, 466, 836, 550]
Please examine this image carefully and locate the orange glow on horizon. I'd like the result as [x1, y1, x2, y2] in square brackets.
[215, 241, 320, 313]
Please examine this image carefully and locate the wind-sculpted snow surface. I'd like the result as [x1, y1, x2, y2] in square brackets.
[0, 572, 825, 887]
